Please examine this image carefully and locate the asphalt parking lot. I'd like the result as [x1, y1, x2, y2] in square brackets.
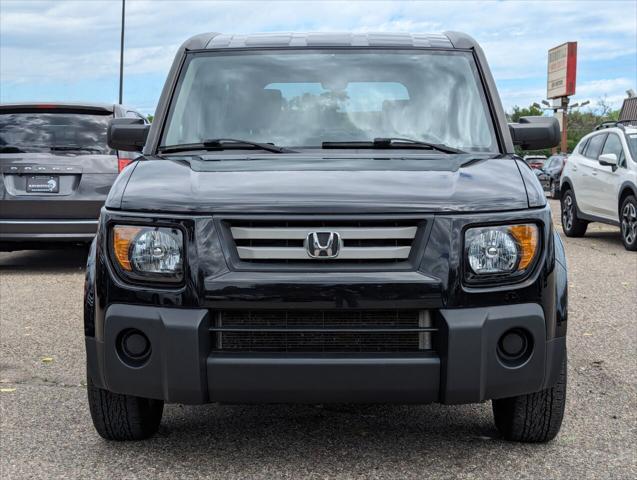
[0, 200, 635, 479]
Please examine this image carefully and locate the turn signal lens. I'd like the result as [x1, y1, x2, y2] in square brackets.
[112, 226, 142, 271]
[509, 224, 539, 270]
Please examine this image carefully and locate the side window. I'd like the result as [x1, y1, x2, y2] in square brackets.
[578, 138, 590, 154]
[600, 133, 625, 167]
[584, 134, 606, 159]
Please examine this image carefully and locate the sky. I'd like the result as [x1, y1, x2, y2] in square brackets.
[1, 0, 635, 115]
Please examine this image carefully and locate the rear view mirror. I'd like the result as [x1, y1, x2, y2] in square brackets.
[598, 153, 618, 167]
[107, 118, 149, 152]
[509, 116, 560, 150]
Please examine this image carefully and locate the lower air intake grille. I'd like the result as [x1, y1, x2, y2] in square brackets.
[211, 310, 436, 353]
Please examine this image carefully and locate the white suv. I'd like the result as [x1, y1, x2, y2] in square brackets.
[560, 122, 637, 251]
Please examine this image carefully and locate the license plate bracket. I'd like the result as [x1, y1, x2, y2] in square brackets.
[26, 175, 60, 193]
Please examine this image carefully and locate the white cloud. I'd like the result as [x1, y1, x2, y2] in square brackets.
[573, 77, 636, 107]
[1, 0, 635, 111]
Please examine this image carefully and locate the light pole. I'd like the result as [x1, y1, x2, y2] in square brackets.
[534, 99, 590, 154]
[118, 0, 125, 104]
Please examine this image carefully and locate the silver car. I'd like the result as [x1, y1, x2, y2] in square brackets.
[0, 102, 146, 251]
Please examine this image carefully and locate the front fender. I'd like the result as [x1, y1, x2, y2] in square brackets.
[84, 238, 97, 337]
[553, 231, 568, 338]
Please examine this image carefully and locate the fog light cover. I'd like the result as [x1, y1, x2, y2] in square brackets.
[466, 224, 538, 276]
[112, 225, 184, 283]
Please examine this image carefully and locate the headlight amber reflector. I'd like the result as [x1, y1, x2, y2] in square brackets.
[508, 224, 539, 270]
[113, 225, 142, 271]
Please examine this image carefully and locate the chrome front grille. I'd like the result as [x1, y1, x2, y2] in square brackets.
[228, 219, 421, 263]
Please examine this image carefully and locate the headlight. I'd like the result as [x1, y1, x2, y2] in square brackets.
[112, 225, 184, 283]
[465, 224, 539, 278]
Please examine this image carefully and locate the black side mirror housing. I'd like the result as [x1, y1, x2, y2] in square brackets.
[107, 118, 150, 152]
[509, 116, 560, 150]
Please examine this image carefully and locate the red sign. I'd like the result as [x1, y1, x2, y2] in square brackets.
[547, 42, 577, 99]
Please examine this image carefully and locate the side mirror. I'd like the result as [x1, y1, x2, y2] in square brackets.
[598, 153, 618, 167]
[509, 116, 560, 150]
[107, 118, 150, 152]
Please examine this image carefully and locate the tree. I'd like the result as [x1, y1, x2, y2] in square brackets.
[507, 104, 543, 123]
[596, 95, 619, 121]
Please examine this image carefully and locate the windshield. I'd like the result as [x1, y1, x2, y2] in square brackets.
[162, 50, 498, 153]
[0, 112, 113, 154]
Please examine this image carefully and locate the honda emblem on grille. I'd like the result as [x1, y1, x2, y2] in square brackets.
[305, 231, 341, 258]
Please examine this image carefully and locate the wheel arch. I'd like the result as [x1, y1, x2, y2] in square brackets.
[618, 182, 637, 214]
[560, 176, 573, 199]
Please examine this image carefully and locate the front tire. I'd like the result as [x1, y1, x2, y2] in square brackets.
[620, 195, 637, 251]
[561, 189, 588, 237]
[87, 375, 164, 441]
[492, 354, 566, 443]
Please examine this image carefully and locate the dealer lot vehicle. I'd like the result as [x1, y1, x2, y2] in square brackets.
[85, 32, 567, 443]
[523, 154, 547, 170]
[560, 121, 637, 250]
[536, 154, 567, 198]
[0, 102, 147, 251]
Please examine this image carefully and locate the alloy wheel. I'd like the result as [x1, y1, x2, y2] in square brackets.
[621, 201, 637, 245]
[562, 194, 574, 231]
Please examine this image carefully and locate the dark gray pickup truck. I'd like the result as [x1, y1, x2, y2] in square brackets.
[84, 32, 567, 443]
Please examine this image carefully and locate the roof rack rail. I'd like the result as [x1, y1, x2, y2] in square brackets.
[594, 119, 637, 131]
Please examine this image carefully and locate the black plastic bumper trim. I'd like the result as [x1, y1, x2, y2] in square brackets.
[207, 355, 440, 403]
[87, 303, 564, 405]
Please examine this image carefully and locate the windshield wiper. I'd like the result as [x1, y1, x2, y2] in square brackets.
[50, 145, 103, 153]
[322, 137, 465, 154]
[159, 138, 293, 154]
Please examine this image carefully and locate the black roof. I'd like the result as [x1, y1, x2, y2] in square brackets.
[181, 31, 475, 51]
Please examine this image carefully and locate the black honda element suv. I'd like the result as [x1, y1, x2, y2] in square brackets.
[84, 32, 567, 443]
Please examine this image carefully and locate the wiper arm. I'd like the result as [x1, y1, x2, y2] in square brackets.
[374, 138, 465, 154]
[322, 137, 465, 154]
[159, 138, 294, 154]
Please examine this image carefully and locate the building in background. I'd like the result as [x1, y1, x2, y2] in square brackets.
[619, 95, 637, 123]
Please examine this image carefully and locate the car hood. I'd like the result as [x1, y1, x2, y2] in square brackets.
[110, 154, 531, 214]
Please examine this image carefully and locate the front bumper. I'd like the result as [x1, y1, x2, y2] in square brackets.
[86, 303, 566, 405]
